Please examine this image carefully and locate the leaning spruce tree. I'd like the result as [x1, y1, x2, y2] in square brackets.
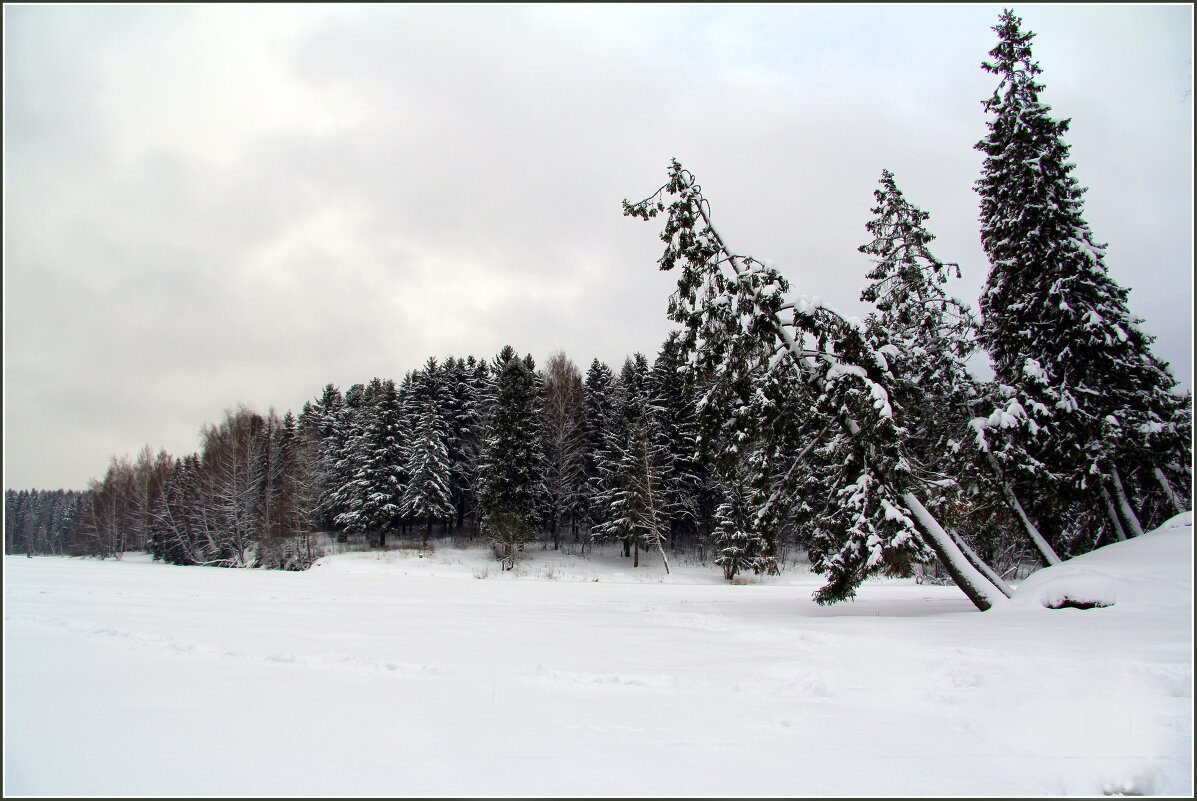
[855, 169, 1051, 585]
[625, 159, 1009, 610]
[975, 9, 1190, 552]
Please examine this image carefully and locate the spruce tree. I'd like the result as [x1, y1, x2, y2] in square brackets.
[713, 472, 757, 581]
[441, 357, 472, 531]
[334, 379, 406, 545]
[461, 356, 493, 535]
[625, 159, 1008, 610]
[649, 332, 707, 549]
[857, 169, 1051, 577]
[595, 355, 673, 568]
[581, 359, 617, 543]
[299, 384, 347, 533]
[402, 393, 454, 549]
[975, 9, 1191, 551]
[478, 348, 545, 566]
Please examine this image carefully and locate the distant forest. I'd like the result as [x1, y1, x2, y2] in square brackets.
[3, 340, 734, 574]
[6, 10, 1191, 608]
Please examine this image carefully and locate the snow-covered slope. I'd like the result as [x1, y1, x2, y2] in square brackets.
[1009, 511, 1193, 611]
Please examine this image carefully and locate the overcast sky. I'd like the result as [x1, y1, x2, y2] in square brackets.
[4, 4, 1193, 491]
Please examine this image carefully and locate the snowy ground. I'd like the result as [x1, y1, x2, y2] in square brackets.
[4, 515, 1192, 796]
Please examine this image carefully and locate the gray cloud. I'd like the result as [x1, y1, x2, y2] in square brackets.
[4, 4, 1191, 489]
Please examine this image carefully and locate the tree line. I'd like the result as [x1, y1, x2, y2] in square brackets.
[4, 342, 729, 573]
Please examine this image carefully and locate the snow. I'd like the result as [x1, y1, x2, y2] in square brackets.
[1007, 512, 1192, 612]
[4, 521, 1192, 796]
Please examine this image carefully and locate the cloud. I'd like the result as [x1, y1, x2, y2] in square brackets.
[3, 4, 1191, 489]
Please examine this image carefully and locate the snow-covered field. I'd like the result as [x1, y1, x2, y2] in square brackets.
[4, 515, 1192, 796]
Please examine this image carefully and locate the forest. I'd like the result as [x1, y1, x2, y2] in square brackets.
[5, 11, 1191, 611]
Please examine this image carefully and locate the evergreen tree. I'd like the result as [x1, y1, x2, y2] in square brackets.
[975, 9, 1191, 552]
[4, 488, 85, 556]
[594, 355, 674, 568]
[623, 414, 673, 573]
[460, 357, 494, 536]
[580, 359, 617, 544]
[403, 369, 455, 549]
[335, 379, 406, 545]
[649, 332, 708, 550]
[856, 169, 1049, 579]
[625, 159, 1008, 610]
[478, 348, 545, 566]
[280, 409, 323, 569]
[440, 357, 473, 532]
[712, 472, 757, 581]
[594, 356, 649, 559]
[299, 384, 348, 534]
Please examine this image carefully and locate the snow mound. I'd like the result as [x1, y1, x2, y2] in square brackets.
[1008, 512, 1192, 612]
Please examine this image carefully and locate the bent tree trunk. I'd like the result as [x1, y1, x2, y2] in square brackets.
[946, 525, 1013, 598]
[981, 448, 1061, 566]
[903, 494, 1009, 611]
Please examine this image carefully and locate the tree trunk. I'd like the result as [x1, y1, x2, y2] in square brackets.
[1101, 485, 1128, 541]
[1153, 467, 1183, 515]
[1111, 467, 1146, 538]
[970, 429, 1062, 566]
[902, 493, 1009, 611]
[946, 527, 1013, 597]
[655, 541, 670, 575]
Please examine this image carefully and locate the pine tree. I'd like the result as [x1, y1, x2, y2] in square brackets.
[975, 9, 1191, 552]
